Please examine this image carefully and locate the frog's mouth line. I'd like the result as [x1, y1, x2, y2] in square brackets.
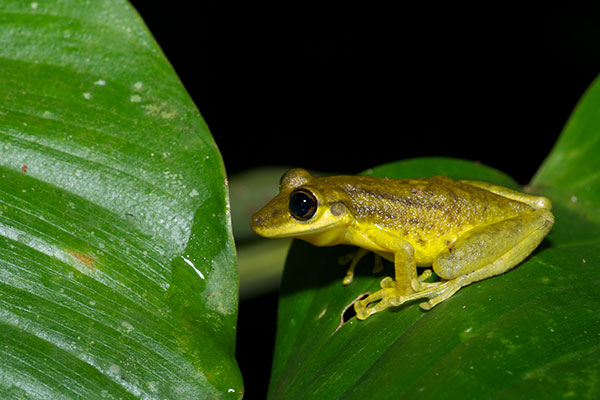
[259, 219, 341, 239]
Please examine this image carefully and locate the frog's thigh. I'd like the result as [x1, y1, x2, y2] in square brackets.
[433, 209, 554, 280]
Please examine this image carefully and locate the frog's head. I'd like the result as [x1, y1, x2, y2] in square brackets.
[251, 168, 351, 244]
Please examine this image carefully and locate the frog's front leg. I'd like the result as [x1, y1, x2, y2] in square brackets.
[354, 237, 417, 320]
[340, 248, 369, 285]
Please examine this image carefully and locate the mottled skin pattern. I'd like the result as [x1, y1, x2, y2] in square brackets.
[252, 168, 554, 320]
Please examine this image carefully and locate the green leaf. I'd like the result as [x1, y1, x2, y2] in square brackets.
[0, 1, 242, 398]
[532, 75, 600, 223]
[268, 155, 600, 397]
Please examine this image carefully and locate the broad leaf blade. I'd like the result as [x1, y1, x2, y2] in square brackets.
[532, 75, 600, 223]
[268, 157, 600, 399]
[0, 1, 242, 398]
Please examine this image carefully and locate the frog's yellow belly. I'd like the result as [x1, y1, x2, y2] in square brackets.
[412, 240, 454, 266]
[344, 224, 472, 267]
[371, 240, 452, 266]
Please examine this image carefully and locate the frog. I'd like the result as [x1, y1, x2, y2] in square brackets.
[251, 168, 554, 320]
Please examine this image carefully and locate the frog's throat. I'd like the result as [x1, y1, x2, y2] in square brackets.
[278, 223, 349, 248]
[261, 221, 343, 240]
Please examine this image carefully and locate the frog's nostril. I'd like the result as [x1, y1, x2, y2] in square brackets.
[251, 212, 264, 229]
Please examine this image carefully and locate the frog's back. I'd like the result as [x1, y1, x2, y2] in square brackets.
[315, 175, 531, 246]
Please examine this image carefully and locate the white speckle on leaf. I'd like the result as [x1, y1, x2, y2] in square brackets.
[42, 110, 53, 118]
[202, 247, 237, 315]
[130, 94, 141, 103]
[89, 300, 96, 306]
[571, 195, 578, 203]
[94, 79, 106, 86]
[109, 364, 121, 375]
[160, 109, 177, 119]
[121, 321, 134, 333]
[142, 103, 177, 119]
[147, 381, 158, 392]
[189, 189, 199, 197]
[30, 2, 38, 9]
[133, 81, 143, 90]
[83, 92, 92, 99]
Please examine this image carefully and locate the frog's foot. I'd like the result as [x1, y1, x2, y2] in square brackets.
[379, 276, 394, 288]
[355, 281, 421, 320]
[355, 276, 468, 319]
[354, 288, 399, 320]
[416, 276, 466, 310]
[382, 266, 432, 291]
[342, 272, 354, 286]
[411, 269, 439, 291]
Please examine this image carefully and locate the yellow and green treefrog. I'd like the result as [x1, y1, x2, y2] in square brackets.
[251, 168, 554, 320]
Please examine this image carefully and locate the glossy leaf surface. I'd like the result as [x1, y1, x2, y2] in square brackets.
[0, 1, 242, 398]
[533, 75, 600, 223]
[269, 115, 600, 399]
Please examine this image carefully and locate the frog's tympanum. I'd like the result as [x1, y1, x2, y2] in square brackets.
[251, 168, 554, 320]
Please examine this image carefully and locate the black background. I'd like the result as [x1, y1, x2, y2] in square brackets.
[129, 3, 600, 398]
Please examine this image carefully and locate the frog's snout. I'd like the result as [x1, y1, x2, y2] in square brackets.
[251, 205, 289, 238]
[251, 211, 266, 230]
[250, 207, 277, 237]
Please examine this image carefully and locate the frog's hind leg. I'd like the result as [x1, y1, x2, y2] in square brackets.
[417, 208, 554, 310]
[411, 269, 437, 291]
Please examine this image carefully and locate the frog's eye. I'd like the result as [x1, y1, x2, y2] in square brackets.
[289, 188, 318, 221]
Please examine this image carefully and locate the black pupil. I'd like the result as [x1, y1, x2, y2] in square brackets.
[290, 191, 316, 220]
